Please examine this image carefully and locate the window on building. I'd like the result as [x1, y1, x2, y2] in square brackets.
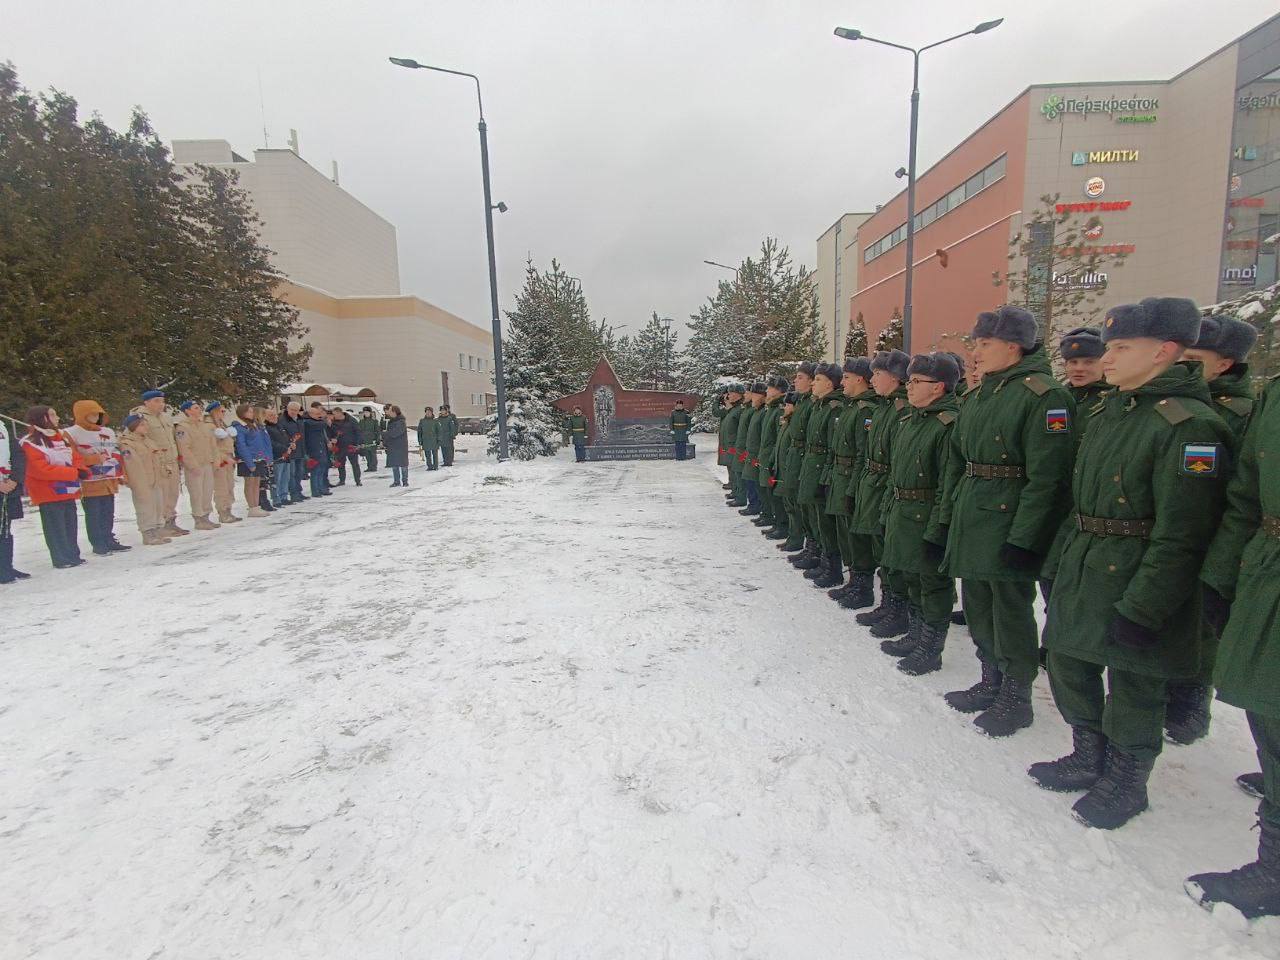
[468, 355, 475, 370]
[459, 353, 466, 370]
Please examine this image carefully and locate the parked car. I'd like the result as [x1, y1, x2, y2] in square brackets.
[457, 416, 488, 435]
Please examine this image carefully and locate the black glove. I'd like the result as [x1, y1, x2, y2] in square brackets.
[923, 536, 947, 569]
[1202, 585, 1232, 636]
[1107, 613, 1160, 650]
[817, 484, 828, 498]
[999, 542, 1043, 572]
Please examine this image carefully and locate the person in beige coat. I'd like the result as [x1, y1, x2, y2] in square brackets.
[118, 414, 171, 545]
[175, 400, 221, 530]
[205, 401, 241, 524]
[129, 389, 187, 536]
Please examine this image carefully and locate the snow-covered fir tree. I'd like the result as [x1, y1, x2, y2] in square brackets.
[487, 356, 561, 460]
[627, 313, 679, 390]
[843, 312, 869, 358]
[875, 309, 904, 352]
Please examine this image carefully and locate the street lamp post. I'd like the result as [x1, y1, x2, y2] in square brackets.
[703, 259, 739, 276]
[390, 56, 511, 460]
[834, 19, 1003, 353]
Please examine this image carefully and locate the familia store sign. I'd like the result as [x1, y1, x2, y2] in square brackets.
[1041, 93, 1160, 123]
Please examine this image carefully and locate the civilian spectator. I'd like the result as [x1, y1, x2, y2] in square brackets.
[0, 414, 27, 583]
[358, 407, 381, 472]
[329, 408, 362, 486]
[20, 406, 87, 568]
[383, 405, 409, 486]
[66, 399, 130, 552]
[303, 402, 332, 497]
[233, 404, 273, 517]
[281, 401, 308, 504]
[263, 408, 295, 508]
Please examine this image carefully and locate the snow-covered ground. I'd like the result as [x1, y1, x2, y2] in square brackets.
[3, 447, 1276, 958]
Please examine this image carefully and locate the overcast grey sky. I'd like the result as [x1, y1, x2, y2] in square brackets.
[6, 0, 1277, 339]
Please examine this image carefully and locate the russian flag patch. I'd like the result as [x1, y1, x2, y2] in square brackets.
[863, 416, 873, 431]
[1182, 443, 1219, 476]
[1046, 408, 1070, 433]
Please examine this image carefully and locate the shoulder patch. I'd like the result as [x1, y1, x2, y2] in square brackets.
[1046, 408, 1070, 434]
[1154, 398, 1193, 426]
[863, 415, 874, 431]
[1182, 443, 1221, 476]
[1216, 395, 1254, 418]
[936, 411, 957, 426]
[1022, 374, 1054, 396]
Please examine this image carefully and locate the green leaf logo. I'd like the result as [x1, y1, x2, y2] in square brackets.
[1041, 95, 1063, 121]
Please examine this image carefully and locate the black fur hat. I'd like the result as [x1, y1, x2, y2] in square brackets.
[842, 356, 873, 380]
[907, 352, 961, 391]
[766, 375, 790, 392]
[750, 380, 767, 394]
[1192, 315, 1258, 362]
[726, 382, 745, 395]
[783, 391, 798, 405]
[1101, 298, 1201, 346]
[1060, 326, 1105, 360]
[796, 360, 819, 378]
[814, 362, 843, 386]
[972, 305, 1038, 351]
[871, 349, 910, 382]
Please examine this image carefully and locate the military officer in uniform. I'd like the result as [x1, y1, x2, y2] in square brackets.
[739, 382, 767, 517]
[826, 357, 878, 608]
[669, 400, 692, 461]
[755, 377, 788, 535]
[1186, 372, 1280, 918]
[771, 392, 798, 545]
[732, 382, 758, 509]
[852, 350, 911, 637]
[1032, 298, 1231, 830]
[928, 306, 1074, 737]
[567, 407, 589, 462]
[715, 384, 744, 492]
[880, 353, 961, 675]
[1167, 315, 1260, 744]
[782, 364, 818, 560]
[794, 364, 845, 587]
[130, 389, 188, 537]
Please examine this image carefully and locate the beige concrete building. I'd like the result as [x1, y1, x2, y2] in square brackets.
[815, 212, 873, 359]
[172, 139, 495, 418]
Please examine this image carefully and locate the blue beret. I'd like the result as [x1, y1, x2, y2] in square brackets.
[179, 400, 198, 411]
[141, 389, 165, 401]
[204, 401, 223, 413]
[123, 413, 143, 429]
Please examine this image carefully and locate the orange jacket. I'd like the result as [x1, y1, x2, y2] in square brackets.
[21, 432, 86, 505]
[66, 400, 122, 497]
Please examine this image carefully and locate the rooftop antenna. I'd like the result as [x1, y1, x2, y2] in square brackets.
[257, 67, 269, 147]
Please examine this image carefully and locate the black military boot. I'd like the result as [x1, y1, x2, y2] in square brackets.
[791, 541, 822, 570]
[1028, 726, 1107, 792]
[779, 533, 805, 552]
[827, 569, 855, 601]
[1071, 746, 1154, 829]
[869, 594, 910, 638]
[1186, 820, 1280, 919]
[974, 675, 1034, 737]
[1164, 682, 1211, 745]
[812, 552, 844, 588]
[838, 572, 876, 609]
[950, 609, 967, 626]
[803, 550, 832, 580]
[721, 482, 732, 490]
[765, 526, 789, 541]
[899, 621, 948, 676]
[752, 515, 772, 527]
[945, 658, 1002, 713]
[880, 606, 921, 657]
[738, 505, 761, 517]
[855, 580, 892, 625]
[1239, 772, 1265, 799]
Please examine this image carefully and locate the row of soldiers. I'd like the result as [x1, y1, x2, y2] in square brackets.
[714, 300, 1278, 919]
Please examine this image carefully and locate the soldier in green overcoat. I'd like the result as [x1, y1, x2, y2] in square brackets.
[437, 405, 460, 467]
[879, 353, 961, 675]
[567, 407, 589, 463]
[928, 306, 1075, 738]
[782, 363, 819, 559]
[731, 383, 757, 507]
[1186, 375, 1280, 918]
[739, 382, 767, 516]
[756, 377, 788, 537]
[1032, 298, 1231, 831]
[796, 363, 846, 588]
[669, 400, 693, 461]
[1041, 327, 1111, 594]
[417, 407, 440, 470]
[718, 385, 746, 505]
[771, 393, 798, 544]
[852, 350, 911, 638]
[1169, 315, 1261, 744]
[826, 357, 879, 609]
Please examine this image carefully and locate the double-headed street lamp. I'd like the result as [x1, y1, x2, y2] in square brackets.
[390, 56, 511, 460]
[834, 19, 1003, 353]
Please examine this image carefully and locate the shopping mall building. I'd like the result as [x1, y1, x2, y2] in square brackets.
[820, 14, 1279, 354]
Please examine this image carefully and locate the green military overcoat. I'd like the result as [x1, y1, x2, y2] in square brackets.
[1044, 363, 1232, 678]
[851, 387, 907, 536]
[718, 403, 744, 467]
[798, 390, 844, 505]
[757, 396, 785, 487]
[1203, 376, 1280, 717]
[934, 348, 1075, 579]
[882, 392, 960, 574]
[779, 393, 814, 494]
[826, 389, 879, 518]
[1207, 363, 1255, 448]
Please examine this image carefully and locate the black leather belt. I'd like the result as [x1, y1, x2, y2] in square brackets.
[834, 455, 855, 467]
[966, 461, 1024, 479]
[1076, 514, 1154, 538]
[791, 439, 805, 449]
[807, 445, 829, 455]
[866, 460, 889, 475]
[894, 486, 935, 501]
